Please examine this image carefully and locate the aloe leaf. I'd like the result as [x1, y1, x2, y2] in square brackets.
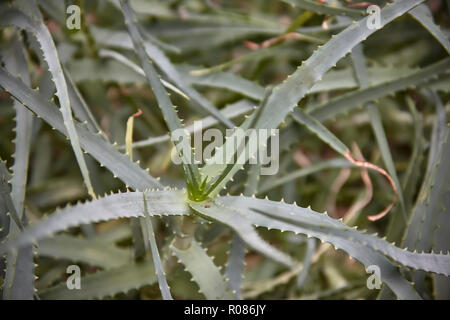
[256, 198, 447, 270]
[40, 261, 157, 300]
[35, 0, 65, 25]
[402, 124, 448, 253]
[204, 0, 427, 191]
[401, 97, 425, 213]
[37, 235, 131, 269]
[119, 0, 200, 190]
[198, 87, 275, 197]
[2, 245, 34, 300]
[170, 239, 234, 300]
[378, 92, 446, 299]
[0, 189, 190, 255]
[1, 160, 34, 300]
[1, 35, 34, 300]
[230, 198, 423, 299]
[0, 198, 9, 241]
[91, 223, 132, 244]
[225, 233, 246, 299]
[245, 163, 262, 196]
[0, 161, 22, 230]
[189, 200, 296, 268]
[63, 68, 103, 135]
[409, 4, 450, 54]
[299, 281, 367, 300]
[90, 25, 234, 128]
[117, 25, 280, 52]
[291, 108, 349, 156]
[199, 105, 263, 198]
[362, 103, 406, 218]
[194, 195, 421, 299]
[259, 158, 354, 194]
[141, 192, 172, 300]
[0, 67, 162, 190]
[66, 56, 264, 100]
[1, 35, 33, 225]
[219, 196, 450, 275]
[107, 0, 182, 54]
[0, 6, 97, 199]
[98, 49, 189, 100]
[351, 44, 406, 220]
[224, 163, 260, 299]
[290, 107, 399, 218]
[285, 10, 315, 33]
[254, 0, 426, 133]
[308, 57, 450, 123]
[402, 127, 450, 297]
[425, 92, 447, 178]
[130, 100, 254, 150]
[282, 0, 366, 19]
[190, 46, 319, 77]
[308, 67, 417, 94]
[425, 73, 450, 92]
[114, 0, 279, 27]
[177, 64, 265, 101]
[432, 147, 450, 299]
[66, 57, 145, 84]
[296, 238, 316, 289]
[66, 57, 419, 99]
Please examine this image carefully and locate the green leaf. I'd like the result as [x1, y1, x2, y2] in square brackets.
[170, 239, 234, 300]
[0, 189, 190, 255]
[98, 49, 189, 100]
[259, 158, 354, 193]
[253, 0, 427, 132]
[0, 160, 23, 231]
[0, 67, 162, 191]
[225, 233, 246, 299]
[0, 6, 97, 199]
[351, 44, 406, 220]
[1, 34, 34, 300]
[308, 67, 417, 94]
[402, 127, 450, 297]
[63, 68, 103, 135]
[193, 195, 421, 299]
[37, 235, 131, 269]
[119, 0, 200, 191]
[90, 25, 235, 128]
[197, 0, 427, 194]
[190, 45, 320, 77]
[291, 108, 349, 156]
[282, 0, 366, 19]
[308, 57, 450, 122]
[205, 195, 428, 299]
[178, 64, 265, 101]
[189, 199, 296, 268]
[140, 192, 172, 300]
[40, 261, 157, 300]
[1, 160, 34, 299]
[409, 4, 450, 54]
[296, 238, 316, 289]
[224, 162, 262, 299]
[130, 100, 254, 150]
[199, 104, 264, 198]
[1, 35, 33, 224]
[66, 57, 418, 99]
[401, 97, 425, 213]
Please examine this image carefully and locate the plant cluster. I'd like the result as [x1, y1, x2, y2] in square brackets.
[0, 0, 449, 300]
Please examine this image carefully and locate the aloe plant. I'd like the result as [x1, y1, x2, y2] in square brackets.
[0, 0, 449, 300]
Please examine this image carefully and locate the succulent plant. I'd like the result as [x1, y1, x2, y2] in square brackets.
[0, 0, 449, 300]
